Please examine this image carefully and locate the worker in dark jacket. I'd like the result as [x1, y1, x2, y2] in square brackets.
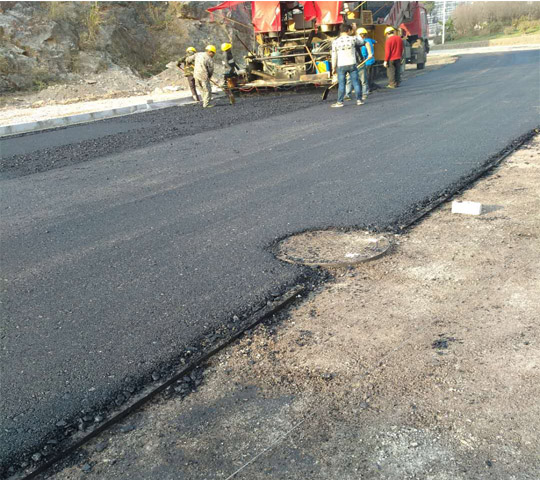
[221, 43, 239, 75]
[383, 26, 404, 88]
[177, 46, 199, 102]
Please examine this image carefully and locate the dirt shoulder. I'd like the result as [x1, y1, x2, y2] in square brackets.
[43, 136, 540, 480]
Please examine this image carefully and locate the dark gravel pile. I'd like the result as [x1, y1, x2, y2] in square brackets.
[0, 90, 322, 179]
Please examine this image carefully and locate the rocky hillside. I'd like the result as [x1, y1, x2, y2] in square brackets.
[0, 1, 251, 93]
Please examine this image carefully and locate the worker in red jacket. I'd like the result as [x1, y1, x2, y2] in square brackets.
[383, 26, 404, 89]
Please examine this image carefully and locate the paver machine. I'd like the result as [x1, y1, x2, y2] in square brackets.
[207, 1, 430, 90]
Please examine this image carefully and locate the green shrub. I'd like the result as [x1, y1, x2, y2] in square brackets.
[0, 55, 10, 74]
[78, 2, 103, 47]
[146, 2, 173, 30]
[488, 21, 504, 35]
[31, 68, 52, 91]
[86, 3, 102, 42]
[516, 17, 540, 34]
[503, 25, 516, 35]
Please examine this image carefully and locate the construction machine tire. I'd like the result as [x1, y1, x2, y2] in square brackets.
[417, 62, 425, 70]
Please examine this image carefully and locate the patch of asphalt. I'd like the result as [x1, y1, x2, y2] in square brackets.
[0, 90, 321, 179]
[390, 128, 540, 233]
[8, 283, 321, 480]
[6, 130, 539, 480]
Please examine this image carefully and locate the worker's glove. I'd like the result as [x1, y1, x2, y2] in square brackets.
[383, 61, 388, 68]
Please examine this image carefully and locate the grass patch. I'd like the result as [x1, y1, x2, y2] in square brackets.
[46, 2, 70, 22]
[0, 55, 10, 75]
[443, 28, 540, 45]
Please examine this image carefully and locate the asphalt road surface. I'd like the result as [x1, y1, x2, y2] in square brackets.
[1, 50, 539, 471]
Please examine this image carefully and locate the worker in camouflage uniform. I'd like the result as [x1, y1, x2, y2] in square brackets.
[187, 45, 216, 108]
[177, 47, 199, 102]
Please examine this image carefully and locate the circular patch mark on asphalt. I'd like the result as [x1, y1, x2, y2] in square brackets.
[276, 230, 391, 267]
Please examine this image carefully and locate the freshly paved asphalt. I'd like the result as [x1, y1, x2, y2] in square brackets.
[1, 50, 539, 470]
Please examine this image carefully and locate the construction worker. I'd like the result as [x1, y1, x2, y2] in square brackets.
[221, 42, 239, 82]
[189, 45, 216, 108]
[177, 47, 199, 102]
[359, 28, 376, 94]
[331, 23, 363, 108]
[345, 27, 372, 101]
[384, 26, 404, 89]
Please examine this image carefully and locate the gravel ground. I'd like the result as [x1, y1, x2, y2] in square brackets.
[0, 91, 193, 127]
[0, 66, 189, 113]
[47, 136, 540, 480]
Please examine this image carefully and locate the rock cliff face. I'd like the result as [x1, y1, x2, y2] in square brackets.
[0, 1, 252, 93]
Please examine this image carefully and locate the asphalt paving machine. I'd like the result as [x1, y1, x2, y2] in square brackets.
[207, 1, 430, 90]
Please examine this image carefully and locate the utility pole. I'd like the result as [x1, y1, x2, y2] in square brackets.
[442, 0, 447, 44]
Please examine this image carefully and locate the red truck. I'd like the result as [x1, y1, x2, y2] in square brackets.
[385, 1, 430, 69]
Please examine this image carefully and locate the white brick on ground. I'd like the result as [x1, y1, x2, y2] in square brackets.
[451, 200, 483, 215]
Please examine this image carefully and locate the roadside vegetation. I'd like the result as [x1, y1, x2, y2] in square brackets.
[440, 1, 540, 43]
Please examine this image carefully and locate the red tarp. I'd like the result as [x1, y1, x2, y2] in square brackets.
[313, 1, 343, 25]
[252, 1, 281, 32]
[208, 1, 281, 32]
[299, 1, 317, 22]
[208, 1, 341, 32]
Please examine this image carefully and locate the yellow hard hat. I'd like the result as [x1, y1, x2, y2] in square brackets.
[221, 42, 232, 51]
[384, 26, 395, 35]
[358, 27, 368, 35]
[186, 46, 196, 53]
[205, 45, 217, 53]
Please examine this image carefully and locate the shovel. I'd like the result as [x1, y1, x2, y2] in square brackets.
[209, 77, 236, 105]
[321, 59, 368, 101]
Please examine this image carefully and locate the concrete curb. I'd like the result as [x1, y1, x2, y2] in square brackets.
[0, 93, 222, 138]
[428, 43, 540, 56]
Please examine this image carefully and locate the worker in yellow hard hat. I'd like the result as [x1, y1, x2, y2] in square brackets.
[177, 47, 199, 102]
[189, 45, 216, 107]
[384, 26, 403, 88]
[221, 42, 239, 85]
[344, 25, 371, 102]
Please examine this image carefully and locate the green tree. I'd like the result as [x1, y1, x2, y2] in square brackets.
[423, 2, 436, 15]
[444, 18, 456, 41]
